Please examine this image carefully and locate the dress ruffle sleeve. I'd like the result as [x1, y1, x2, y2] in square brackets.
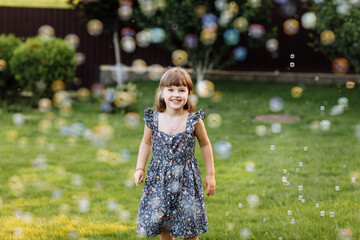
[144, 108, 154, 130]
[189, 109, 205, 132]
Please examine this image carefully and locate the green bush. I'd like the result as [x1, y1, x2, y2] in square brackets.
[0, 34, 22, 92]
[304, 1, 360, 73]
[9, 36, 76, 96]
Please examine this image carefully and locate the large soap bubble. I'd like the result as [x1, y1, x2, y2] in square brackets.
[87, 19, 103, 36]
[301, 12, 316, 29]
[269, 96, 284, 112]
[214, 140, 231, 159]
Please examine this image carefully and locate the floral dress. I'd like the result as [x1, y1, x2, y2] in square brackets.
[137, 108, 208, 239]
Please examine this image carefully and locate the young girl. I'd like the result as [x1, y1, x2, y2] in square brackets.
[134, 67, 216, 240]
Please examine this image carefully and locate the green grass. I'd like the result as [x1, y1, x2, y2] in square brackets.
[0, 80, 359, 239]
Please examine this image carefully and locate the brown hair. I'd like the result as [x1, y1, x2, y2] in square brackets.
[154, 67, 195, 112]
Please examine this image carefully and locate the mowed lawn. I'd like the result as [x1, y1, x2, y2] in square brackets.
[0, 80, 359, 239]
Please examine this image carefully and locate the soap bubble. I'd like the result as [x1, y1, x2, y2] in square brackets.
[8, 175, 25, 196]
[332, 58, 349, 74]
[31, 154, 47, 170]
[248, 24, 265, 39]
[74, 52, 86, 65]
[202, 13, 218, 30]
[172, 49, 188, 66]
[196, 80, 215, 98]
[124, 112, 140, 129]
[149, 28, 166, 43]
[207, 113, 222, 128]
[301, 12, 316, 29]
[329, 105, 344, 116]
[245, 161, 256, 172]
[87, 19, 103, 36]
[338, 97, 349, 108]
[121, 36, 136, 53]
[338, 228, 353, 240]
[38, 25, 55, 38]
[200, 29, 216, 45]
[271, 123, 281, 133]
[91, 83, 104, 97]
[346, 81, 355, 89]
[256, 125, 267, 136]
[118, 5, 133, 21]
[214, 140, 231, 159]
[291, 86, 302, 98]
[77, 88, 90, 101]
[283, 19, 299, 35]
[136, 29, 151, 47]
[184, 34, 198, 49]
[265, 38, 279, 52]
[72, 174, 83, 187]
[12, 113, 25, 126]
[194, 5, 207, 17]
[224, 28, 240, 45]
[64, 33, 80, 48]
[320, 30, 335, 46]
[132, 59, 147, 75]
[269, 96, 284, 112]
[148, 64, 165, 81]
[38, 98, 52, 112]
[121, 27, 135, 38]
[233, 47, 247, 61]
[51, 80, 66, 93]
[0, 59, 7, 71]
[240, 228, 251, 239]
[233, 17, 248, 32]
[78, 194, 90, 213]
[246, 194, 260, 208]
[319, 120, 331, 131]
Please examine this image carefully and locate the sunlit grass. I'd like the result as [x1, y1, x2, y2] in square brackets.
[0, 80, 359, 239]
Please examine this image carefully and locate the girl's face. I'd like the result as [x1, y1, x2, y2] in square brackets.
[162, 85, 189, 111]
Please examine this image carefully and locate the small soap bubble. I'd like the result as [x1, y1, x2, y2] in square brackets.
[299, 162, 303, 167]
[320, 211, 325, 216]
[301, 198, 305, 203]
[298, 185, 303, 191]
[283, 169, 287, 174]
[255, 125, 267, 136]
[227, 222, 235, 231]
[315, 76, 319, 81]
[124, 179, 134, 189]
[240, 228, 251, 239]
[263, 217, 267, 222]
[282, 176, 287, 182]
[52, 189, 63, 199]
[108, 200, 118, 211]
[246, 194, 260, 208]
[298, 195, 303, 200]
[238, 203, 243, 208]
[72, 174, 83, 187]
[271, 123, 282, 134]
[270, 145, 275, 150]
[351, 177, 355, 183]
[287, 210, 292, 215]
[320, 106, 325, 111]
[304, 146, 308, 151]
[315, 203, 319, 208]
[78, 194, 90, 213]
[330, 211, 335, 217]
[225, 211, 230, 216]
[290, 62, 295, 67]
[279, 237, 283, 240]
[335, 186, 340, 191]
[118, 209, 131, 222]
[290, 54, 295, 59]
[296, 168, 300, 172]
[245, 161, 256, 172]
[291, 219, 295, 224]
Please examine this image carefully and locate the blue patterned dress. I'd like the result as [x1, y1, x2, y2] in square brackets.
[137, 108, 208, 239]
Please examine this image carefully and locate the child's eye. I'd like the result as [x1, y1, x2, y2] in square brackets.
[168, 88, 173, 91]
[180, 89, 186, 92]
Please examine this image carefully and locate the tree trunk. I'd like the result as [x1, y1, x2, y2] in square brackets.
[113, 30, 122, 89]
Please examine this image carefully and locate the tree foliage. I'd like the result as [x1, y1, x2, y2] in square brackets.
[304, 1, 360, 73]
[133, 0, 275, 81]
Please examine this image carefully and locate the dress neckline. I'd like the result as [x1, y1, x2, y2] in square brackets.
[156, 111, 190, 137]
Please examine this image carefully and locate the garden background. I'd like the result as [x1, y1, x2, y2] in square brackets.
[0, 0, 360, 239]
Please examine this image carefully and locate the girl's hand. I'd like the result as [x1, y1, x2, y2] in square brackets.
[203, 175, 216, 196]
[133, 169, 145, 187]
